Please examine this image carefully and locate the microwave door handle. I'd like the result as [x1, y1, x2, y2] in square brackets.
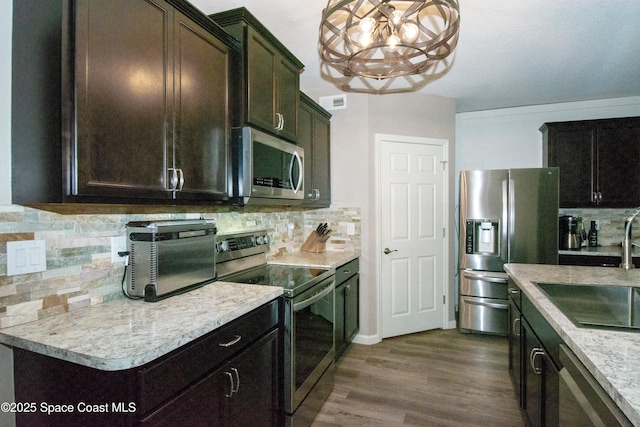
[290, 151, 303, 194]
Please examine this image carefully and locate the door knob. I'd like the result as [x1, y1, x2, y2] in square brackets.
[384, 248, 398, 254]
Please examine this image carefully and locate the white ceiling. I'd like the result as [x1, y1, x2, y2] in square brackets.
[193, 0, 640, 112]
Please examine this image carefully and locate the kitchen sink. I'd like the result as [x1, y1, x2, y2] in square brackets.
[535, 282, 640, 331]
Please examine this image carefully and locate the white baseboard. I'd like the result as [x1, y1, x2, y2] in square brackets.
[351, 333, 381, 346]
[445, 320, 457, 330]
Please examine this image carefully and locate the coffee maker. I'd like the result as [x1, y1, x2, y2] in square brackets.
[559, 215, 582, 250]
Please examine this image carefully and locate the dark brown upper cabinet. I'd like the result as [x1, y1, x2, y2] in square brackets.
[12, 0, 239, 205]
[299, 93, 331, 207]
[541, 117, 640, 208]
[210, 8, 304, 143]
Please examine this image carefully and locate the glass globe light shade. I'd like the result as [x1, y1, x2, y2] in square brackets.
[400, 22, 419, 42]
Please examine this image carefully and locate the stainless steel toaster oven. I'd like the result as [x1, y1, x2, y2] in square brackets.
[126, 219, 217, 301]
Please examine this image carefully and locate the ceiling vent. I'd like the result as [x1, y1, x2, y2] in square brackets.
[319, 94, 347, 111]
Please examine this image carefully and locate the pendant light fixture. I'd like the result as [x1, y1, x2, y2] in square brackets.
[319, 0, 460, 80]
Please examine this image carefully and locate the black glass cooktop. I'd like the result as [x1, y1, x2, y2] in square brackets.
[223, 264, 333, 297]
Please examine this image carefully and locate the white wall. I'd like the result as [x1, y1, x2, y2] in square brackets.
[1, 0, 11, 207]
[0, 2, 14, 426]
[306, 90, 457, 342]
[455, 97, 640, 173]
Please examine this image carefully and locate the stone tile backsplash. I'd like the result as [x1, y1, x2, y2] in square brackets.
[0, 206, 360, 329]
[559, 207, 640, 246]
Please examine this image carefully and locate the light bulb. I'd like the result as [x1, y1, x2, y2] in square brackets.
[359, 17, 376, 34]
[386, 34, 400, 51]
[390, 10, 403, 26]
[360, 32, 372, 47]
[400, 22, 419, 42]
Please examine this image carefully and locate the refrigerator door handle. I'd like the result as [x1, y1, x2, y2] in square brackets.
[501, 179, 510, 264]
[508, 178, 516, 262]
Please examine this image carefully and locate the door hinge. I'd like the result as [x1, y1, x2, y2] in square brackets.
[442, 227, 446, 238]
[443, 295, 446, 304]
[440, 160, 448, 171]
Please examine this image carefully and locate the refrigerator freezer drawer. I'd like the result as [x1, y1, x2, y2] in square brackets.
[460, 270, 508, 299]
[459, 296, 508, 336]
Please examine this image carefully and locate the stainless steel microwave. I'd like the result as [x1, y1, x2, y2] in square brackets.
[233, 127, 304, 205]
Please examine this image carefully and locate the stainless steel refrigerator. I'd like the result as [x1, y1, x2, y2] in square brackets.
[458, 168, 559, 335]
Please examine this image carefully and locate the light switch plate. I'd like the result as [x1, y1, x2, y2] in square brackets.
[6, 240, 47, 276]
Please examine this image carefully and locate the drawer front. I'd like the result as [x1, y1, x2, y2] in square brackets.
[459, 295, 508, 335]
[336, 258, 359, 284]
[507, 278, 522, 309]
[460, 270, 509, 299]
[137, 298, 280, 414]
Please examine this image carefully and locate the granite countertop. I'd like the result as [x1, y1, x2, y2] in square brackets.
[0, 282, 282, 371]
[504, 263, 640, 425]
[0, 251, 360, 372]
[268, 251, 360, 269]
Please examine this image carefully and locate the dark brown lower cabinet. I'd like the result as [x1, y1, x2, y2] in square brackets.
[335, 259, 359, 359]
[140, 330, 280, 426]
[522, 319, 559, 427]
[508, 278, 632, 426]
[13, 300, 283, 427]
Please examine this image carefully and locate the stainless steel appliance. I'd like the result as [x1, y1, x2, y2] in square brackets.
[232, 127, 304, 205]
[125, 219, 217, 301]
[216, 230, 335, 427]
[559, 215, 582, 250]
[459, 168, 559, 335]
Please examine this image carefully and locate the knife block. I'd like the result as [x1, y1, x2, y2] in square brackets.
[301, 231, 326, 253]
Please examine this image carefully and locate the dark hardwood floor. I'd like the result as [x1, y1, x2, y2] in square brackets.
[313, 329, 525, 426]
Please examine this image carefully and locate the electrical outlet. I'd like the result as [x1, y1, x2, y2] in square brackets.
[346, 223, 356, 235]
[111, 236, 127, 263]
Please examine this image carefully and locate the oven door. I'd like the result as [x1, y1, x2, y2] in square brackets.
[286, 276, 335, 413]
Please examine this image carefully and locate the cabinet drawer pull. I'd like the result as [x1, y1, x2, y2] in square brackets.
[219, 335, 242, 348]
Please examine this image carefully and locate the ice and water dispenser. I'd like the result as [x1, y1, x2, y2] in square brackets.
[465, 219, 500, 255]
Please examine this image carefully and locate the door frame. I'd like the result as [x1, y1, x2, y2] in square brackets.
[374, 133, 450, 339]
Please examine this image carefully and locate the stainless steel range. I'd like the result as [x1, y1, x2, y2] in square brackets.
[216, 230, 336, 427]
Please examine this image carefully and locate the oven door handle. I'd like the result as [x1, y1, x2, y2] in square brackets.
[293, 281, 335, 312]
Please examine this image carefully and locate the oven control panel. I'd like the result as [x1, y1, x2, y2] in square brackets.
[216, 231, 269, 255]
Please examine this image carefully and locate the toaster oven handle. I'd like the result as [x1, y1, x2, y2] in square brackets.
[290, 151, 303, 194]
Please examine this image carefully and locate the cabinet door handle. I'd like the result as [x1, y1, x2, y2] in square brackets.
[177, 168, 184, 191]
[231, 367, 240, 394]
[168, 168, 179, 191]
[219, 335, 242, 348]
[530, 347, 545, 375]
[512, 317, 521, 337]
[275, 112, 284, 130]
[224, 371, 235, 398]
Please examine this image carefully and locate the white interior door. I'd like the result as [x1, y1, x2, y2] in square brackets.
[378, 134, 447, 338]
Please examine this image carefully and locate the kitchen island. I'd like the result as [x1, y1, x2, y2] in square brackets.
[0, 282, 284, 426]
[0, 282, 282, 370]
[505, 263, 640, 425]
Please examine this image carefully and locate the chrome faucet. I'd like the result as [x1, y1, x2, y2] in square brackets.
[620, 207, 640, 269]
